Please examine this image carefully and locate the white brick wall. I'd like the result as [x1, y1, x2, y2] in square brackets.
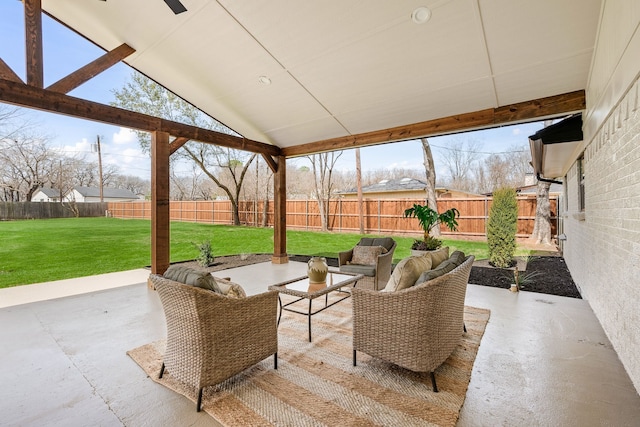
[564, 77, 640, 392]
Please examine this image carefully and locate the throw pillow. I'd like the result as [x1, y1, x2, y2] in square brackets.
[213, 277, 247, 298]
[383, 255, 432, 292]
[449, 250, 466, 266]
[163, 265, 216, 291]
[414, 259, 457, 286]
[428, 246, 450, 268]
[352, 245, 387, 265]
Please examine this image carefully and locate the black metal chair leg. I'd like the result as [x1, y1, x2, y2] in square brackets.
[196, 388, 204, 412]
[464, 323, 467, 333]
[274, 352, 278, 369]
[353, 349, 357, 366]
[159, 362, 165, 379]
[430, 372, 439, 392]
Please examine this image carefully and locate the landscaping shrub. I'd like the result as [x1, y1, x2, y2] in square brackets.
[487, 187, 518, 268]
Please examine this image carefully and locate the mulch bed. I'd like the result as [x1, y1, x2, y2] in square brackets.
[468, 255, 581, 298]
[291, 254, 582, 299]
[175, 253, 581, 299]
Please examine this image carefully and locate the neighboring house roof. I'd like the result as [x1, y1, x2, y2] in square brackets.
[73, 186, 138, 199]
[37, 188, 62, 198]
[340, 178, 480, 196]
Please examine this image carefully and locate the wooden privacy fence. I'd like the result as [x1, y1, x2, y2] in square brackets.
[108, 197, 558, 238]
[0, 202, 109, 220]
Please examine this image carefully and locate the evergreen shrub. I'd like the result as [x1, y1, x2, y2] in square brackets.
[487, 187, 518, 268]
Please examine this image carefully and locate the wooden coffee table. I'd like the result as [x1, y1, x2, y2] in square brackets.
[268, 270, 363, 342]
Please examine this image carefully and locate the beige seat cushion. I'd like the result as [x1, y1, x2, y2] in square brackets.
[383, 255, 432, 292]
[351, 245, 387, 265]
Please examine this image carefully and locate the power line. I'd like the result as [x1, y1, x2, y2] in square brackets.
[429, 143, 528, 155]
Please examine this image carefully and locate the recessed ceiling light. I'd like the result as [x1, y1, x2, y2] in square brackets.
[411, 7, 431, 24]
[258, 76, 271, 85]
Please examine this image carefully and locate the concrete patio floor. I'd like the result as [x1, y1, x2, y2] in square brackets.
[1, 262, 639, 426]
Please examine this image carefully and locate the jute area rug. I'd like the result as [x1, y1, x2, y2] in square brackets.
[128, 295, 490, 427]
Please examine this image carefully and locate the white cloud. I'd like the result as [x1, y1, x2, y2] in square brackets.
[112, 127, 137, 145]
[512, 128, 522, 136]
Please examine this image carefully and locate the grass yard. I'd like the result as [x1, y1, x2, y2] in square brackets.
[0, 217, 495, 288]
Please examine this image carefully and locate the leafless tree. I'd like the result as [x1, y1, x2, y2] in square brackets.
[439, 138, 483, 191]
[180, 144, 256, 224]
[0, 134, 57, 201]
[421, 138, 441, 236]
[307, 151, 343, 231]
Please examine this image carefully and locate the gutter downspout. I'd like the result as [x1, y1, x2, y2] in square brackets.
[536, 173, 562, 185]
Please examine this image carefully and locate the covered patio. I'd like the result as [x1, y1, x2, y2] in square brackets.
[1, 264, 640, 425]
[3, 0, 640, 424]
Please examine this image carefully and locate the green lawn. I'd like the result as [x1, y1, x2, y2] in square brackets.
[0, 217, 496, 288]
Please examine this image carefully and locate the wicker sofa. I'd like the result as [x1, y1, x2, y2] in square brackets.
[352, 255, 474, 392]
[150, 272, 278, 412]
[338, 237, 397, 291]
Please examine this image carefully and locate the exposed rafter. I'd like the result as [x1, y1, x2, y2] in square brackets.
[169, 136, 190, 155]
[47, 43, 135, 94]
[0, 78, 282, 157]
[24, 0, 43, 88]
[282, 91, 586, 157]
[0, 58, 23, 83]
[261, 153, 278, 173]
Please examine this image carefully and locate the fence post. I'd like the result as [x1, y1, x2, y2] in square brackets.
[378, 200, 381, 234]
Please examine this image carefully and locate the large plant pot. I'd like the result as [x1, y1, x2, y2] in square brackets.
[308, 257, 328, 283]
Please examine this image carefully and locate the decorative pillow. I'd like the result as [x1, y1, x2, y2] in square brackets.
[213, 277, 246, 298]
[383, 255, 432, 292]
[448, 250, 466, 266]
[414, 260, 457, 285]
[428, 246, 450, 268]
[163, 265, 216, 291]
[352, 245, 387, 265]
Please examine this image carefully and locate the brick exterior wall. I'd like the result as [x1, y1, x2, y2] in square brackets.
[563, 77, 640, 391]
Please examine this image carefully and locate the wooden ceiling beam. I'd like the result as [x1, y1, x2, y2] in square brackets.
[0, 58, 23, 83]
[24, 0, 43, 88]
[0, 78, 281, 157]
[47, 43, 135, 94]
[282, 90, 586, 157]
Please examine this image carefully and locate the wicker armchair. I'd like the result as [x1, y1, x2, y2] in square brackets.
[151, 274, 278, 412]
[338, 237, 397, 291]
[352, 255, 474, 392]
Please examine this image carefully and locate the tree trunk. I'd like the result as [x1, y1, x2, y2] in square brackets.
[530, 119, 554, 245]
[531, 180, 552, 244]
[355, 148, 364, 234]
[421, 138, 440, 237]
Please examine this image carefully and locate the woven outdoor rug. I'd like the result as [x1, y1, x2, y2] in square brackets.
[128, 297, 490, 427]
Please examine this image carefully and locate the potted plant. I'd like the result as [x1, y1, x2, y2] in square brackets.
[403, 203, 460, 255]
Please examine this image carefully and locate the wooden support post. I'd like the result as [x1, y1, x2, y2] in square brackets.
[151, 131, 170, 280]
[272, 155, 288, 264]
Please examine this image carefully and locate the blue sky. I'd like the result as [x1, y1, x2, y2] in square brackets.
[0, 2, 544, 179]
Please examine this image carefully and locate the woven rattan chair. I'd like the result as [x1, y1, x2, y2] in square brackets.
[338, 237, 397, 291]
[151, 274, 278, 412]
[352, 255, 474, 392]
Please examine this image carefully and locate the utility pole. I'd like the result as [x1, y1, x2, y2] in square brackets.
[93, 135, 104, 202]
[355, 148, 364, 234]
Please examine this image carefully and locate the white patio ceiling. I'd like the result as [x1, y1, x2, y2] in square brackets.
[42, 0, 602, 152]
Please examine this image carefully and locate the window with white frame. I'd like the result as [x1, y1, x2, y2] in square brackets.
[577, 156, 585, 211]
